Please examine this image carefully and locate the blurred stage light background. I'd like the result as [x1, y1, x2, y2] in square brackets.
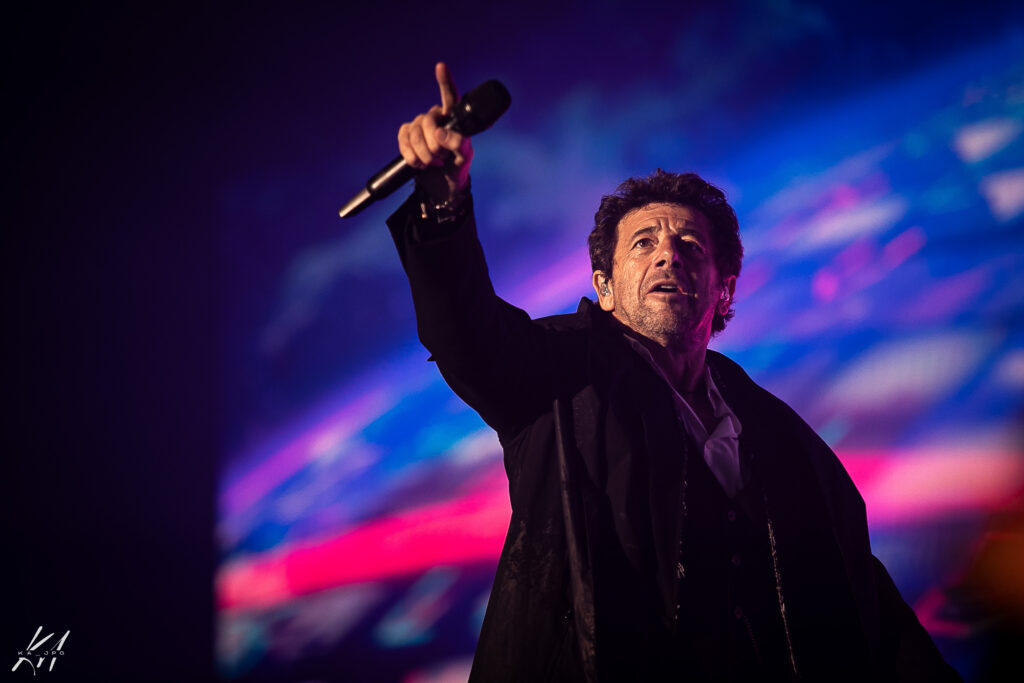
[214, 2, 1024, 681]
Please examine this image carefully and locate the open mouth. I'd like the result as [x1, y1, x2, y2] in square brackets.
[646, 282, 696, 300]
[648, 282, 683, 294]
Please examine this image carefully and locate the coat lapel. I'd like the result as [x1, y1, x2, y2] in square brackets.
[577, 300, 691, 623]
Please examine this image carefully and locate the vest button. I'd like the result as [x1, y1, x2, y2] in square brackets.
[727, 509, 736, 522]
[734, 606, 743, 619]
[731, 554, 741, 567]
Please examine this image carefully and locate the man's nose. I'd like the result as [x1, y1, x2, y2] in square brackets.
[654, 238, 684, 268]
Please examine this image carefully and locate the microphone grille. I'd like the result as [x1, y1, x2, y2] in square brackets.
[450, 79, 511, 137]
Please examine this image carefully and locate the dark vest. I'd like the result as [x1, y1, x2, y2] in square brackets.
[589, 421, 794, 682]
[674, 444, 792, 681]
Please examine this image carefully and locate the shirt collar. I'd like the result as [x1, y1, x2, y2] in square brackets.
[623, 335, 742, 441]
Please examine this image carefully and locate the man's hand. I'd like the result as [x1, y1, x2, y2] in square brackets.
[397, 62, 474, 203]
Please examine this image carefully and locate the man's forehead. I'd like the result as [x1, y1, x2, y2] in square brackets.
[617, 202, 711, 236]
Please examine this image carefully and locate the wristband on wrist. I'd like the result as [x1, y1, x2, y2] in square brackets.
[417, 180, 471, 225]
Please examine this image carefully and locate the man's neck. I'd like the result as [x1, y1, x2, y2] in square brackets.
[624, 328, 707, 394]
[650, 341, 706, 394]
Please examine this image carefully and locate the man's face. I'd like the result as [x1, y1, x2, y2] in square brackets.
[592, 203, 735, 349]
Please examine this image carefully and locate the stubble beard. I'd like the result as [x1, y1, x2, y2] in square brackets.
[620, 299, 704, 351]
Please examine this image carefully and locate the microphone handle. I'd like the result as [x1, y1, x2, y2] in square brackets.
[339, 79, 509, 218]
[339, 112, 460, 219]
[337, 156, 415, 219]
[368, 155, 418, 200]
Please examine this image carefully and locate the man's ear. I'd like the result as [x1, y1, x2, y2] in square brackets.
[717, 275, 737, 316]
[592, 271, 614, 311]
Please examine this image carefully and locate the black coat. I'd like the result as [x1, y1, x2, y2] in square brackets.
[388, 195, 961, 682]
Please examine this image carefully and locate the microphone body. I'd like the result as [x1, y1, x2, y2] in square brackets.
[338, 155, 416, 220]
[339, 79, 510, 218]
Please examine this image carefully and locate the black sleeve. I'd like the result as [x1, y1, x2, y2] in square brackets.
[872, 556, 964, 682]
[386, 192, 564, 440]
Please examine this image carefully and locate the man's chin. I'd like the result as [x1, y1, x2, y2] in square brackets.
[633, 313, 702, 345]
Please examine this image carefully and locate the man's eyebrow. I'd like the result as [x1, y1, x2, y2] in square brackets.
[628, 225, 705, 241]
[628, 226, 657, 241]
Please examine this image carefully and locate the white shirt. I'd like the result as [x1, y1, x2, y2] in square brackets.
[625, 338, 744, 498]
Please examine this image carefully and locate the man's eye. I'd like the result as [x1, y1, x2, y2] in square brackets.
[633, 238, 654, 248]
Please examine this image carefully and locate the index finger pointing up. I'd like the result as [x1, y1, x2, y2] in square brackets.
[435, 62, 459, 116]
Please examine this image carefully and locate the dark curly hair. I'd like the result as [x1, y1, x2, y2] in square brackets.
[587, 169, 743, 335]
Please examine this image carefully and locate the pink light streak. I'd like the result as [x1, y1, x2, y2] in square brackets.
[218, 487, 511, 610]
[219, 445, 1022, 613]
[511, 246, 592, 315]
[838, 447, 1024, 527]
[881, 226, 926, 269]
[913, 586, 971, 638]
[902, 265, 992, 325]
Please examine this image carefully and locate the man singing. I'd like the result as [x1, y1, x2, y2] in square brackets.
[385, 62, 961, 682]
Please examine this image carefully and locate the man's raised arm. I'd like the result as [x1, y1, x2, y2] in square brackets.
[386, 63, 571, 440]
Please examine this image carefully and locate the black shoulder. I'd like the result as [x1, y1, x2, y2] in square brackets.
[534, 311, 587, 333]
[707, 349, 856, 490]
[705, 349, 750, 384]
[706, 349, 817, 440]
[532, 297, 596, 334]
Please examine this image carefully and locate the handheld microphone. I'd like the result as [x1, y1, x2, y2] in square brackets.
[338, 79, 511, 218]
